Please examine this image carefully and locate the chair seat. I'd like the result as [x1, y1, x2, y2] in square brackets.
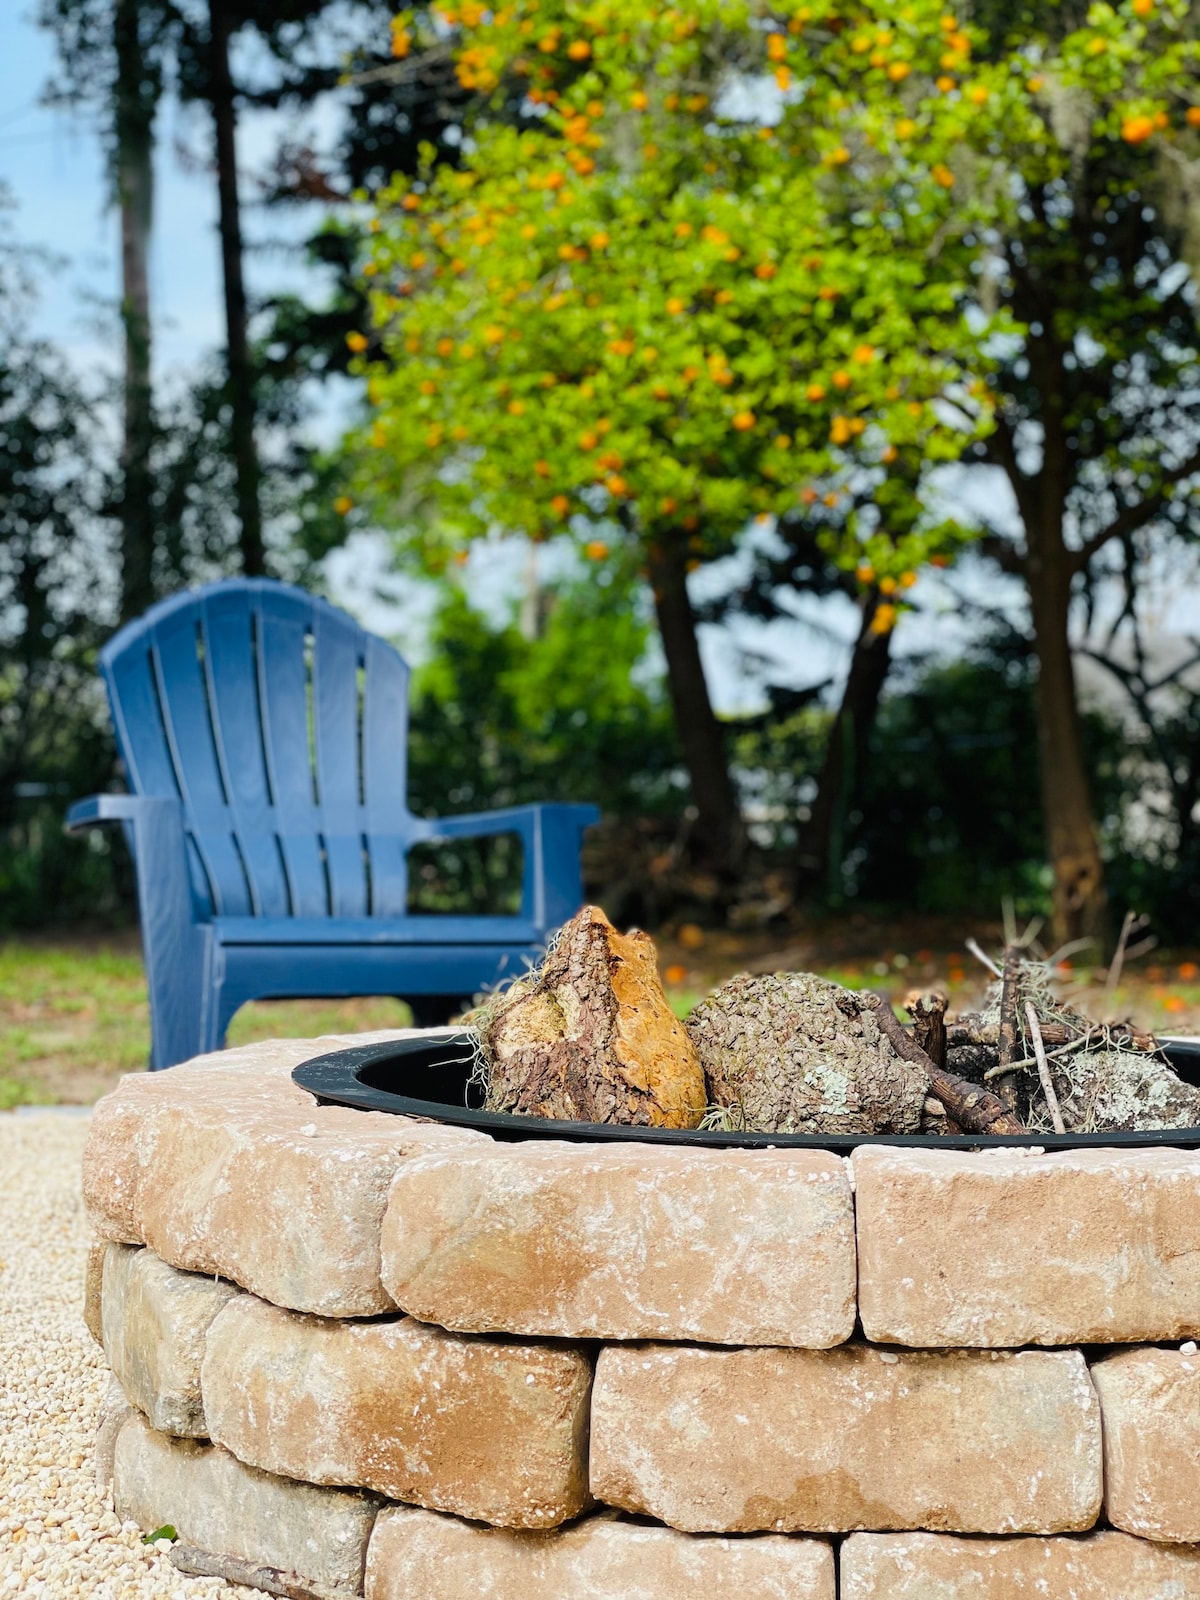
[214, 914, 544, 947]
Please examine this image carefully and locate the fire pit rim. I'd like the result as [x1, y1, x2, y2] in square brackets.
[292, 1031, 1200, 1152]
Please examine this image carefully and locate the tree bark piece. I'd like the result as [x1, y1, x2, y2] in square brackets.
[688, 973, 928, 1136]
[905, 990, 948, 1071]
[170, 1546, 350, 1600]
[477, 905, 708, 1128]
[870, 994, 1028, 1136]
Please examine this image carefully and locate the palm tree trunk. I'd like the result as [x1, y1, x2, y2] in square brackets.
[113, 0, 157, 622]
[208, 0, 264, 575]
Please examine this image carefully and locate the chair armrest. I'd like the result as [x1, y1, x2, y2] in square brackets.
[419, 801, 599, 842]
[416, 802, 599, 930]
[66, 793, 152, 832]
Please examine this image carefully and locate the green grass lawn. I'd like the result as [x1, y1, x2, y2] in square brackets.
[4, 929, 1200, 1107]
[0, 939, 415, 1108]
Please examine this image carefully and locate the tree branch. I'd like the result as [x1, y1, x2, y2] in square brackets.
[1069, 444, 1200, 575]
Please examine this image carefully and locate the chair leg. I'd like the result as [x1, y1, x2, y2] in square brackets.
[147, 928, 219, 1069]
[405, 995, 471, 1029]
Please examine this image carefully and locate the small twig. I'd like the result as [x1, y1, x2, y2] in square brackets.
[1018, 916, 1045, 949]
[1046, 937, 1097, 968]
[964, 938, 1002, 978]
[1104, 910, 1139, 1001]
[1002, 894, 1017, 947]
[994, 944, 1022, 1109]
[170, 1546, 346, 1600]
[1025, 1001, 1066, 1134]
[983, 1032, 1092, 1080]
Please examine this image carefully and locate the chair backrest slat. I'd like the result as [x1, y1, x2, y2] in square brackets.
[200, 589, 291, 917]
[362, 636, 412, 915]
[148, 606, 252, 916]
[100, 578, 415, 922]
[311, 605, 369, 915]
[256, 596, 329, 917]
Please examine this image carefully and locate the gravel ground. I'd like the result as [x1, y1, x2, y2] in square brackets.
[0, 1112, 253, 1599]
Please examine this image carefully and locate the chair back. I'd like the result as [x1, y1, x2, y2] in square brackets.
[100, 578, 415, 918]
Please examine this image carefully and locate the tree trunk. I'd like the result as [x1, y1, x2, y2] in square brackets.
[1026, 512, 1107, 950]
[113, 0, 157, 623]
[796, 590, 893, 897]
[208, 0, 264, 575]
[647, 535, 745, 872]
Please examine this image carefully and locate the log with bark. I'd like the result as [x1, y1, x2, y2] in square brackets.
[868, 993, 1028, 1136]
[473, 904, 708, 1128]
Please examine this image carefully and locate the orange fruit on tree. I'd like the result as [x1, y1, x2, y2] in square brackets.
[732, 409, 756, 430]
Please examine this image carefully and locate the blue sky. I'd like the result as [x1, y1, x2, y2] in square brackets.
[1, 6, 216, 373]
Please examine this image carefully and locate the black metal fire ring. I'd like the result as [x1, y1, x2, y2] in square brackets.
[292, 1031, 1200, 1152]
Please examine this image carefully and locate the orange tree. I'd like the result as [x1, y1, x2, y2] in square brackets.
[349, 0, 1019, 872]
[352, 0, 1197, 899]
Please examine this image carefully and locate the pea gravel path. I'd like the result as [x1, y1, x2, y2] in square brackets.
[0, 1112, 254, 1599]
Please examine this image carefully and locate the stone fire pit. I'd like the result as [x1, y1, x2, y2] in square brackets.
[83, 1030, 1200, 1598]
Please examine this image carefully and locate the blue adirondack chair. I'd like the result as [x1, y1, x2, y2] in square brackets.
[67, 578, 598, 1069]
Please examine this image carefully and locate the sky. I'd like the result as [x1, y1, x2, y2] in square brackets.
[4, 3, 1195, 723]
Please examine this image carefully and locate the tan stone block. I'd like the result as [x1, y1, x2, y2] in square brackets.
[113, 1409, 376, 1594]
[201, 1293, 592, 1529]
[840, 1530, 1200, 1598]
[854, 1145, 1200, 1347]
[82, 1031, 490, 1316]
[101, 1243, 240, 1437]
[381, 1141, 855, 1346]
[84, 1239, 106, 1346]
[1091, 1346, 1200, 1541]
[591, 1343, 1100, 1535]
[366, 1505, 835, 1600]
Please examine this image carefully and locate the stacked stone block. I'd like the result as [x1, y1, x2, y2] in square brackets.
[83, 1035, 1200, 1598]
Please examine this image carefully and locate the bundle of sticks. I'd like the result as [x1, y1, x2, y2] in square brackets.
[889, 939, 1186, 1137]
